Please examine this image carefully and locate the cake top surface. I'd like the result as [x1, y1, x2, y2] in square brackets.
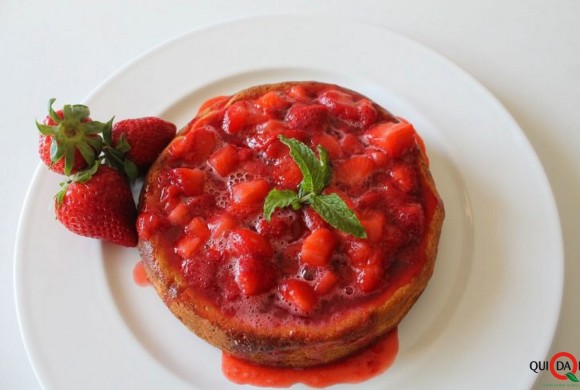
[137, 81, 442, 328]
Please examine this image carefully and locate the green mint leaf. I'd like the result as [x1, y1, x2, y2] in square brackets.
[278, 135, 329, 195]
[318, 145, 331, 187]
[567, 373, 580, 382]
[263, 189, 300, 221]
[310, 193, 367, 238]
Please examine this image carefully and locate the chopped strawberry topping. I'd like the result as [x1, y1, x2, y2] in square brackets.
[319, 90, 359, 122]
[209, 145, 240, 177]
[230, 179, 270, 210]
[171, 167, 205, 196]
[167, 203, 191, 226]
[168, 126, 217, 163]
[314, 269, 339, 295]
[280, 278, 317, 314]
[360, 212, 386, 243]
[365, 121, 417, 158]
[208, 214, 237, 239]
[285, 103, 328, 130]
[335, 155, 375, 187]
[234, 256, 277, 296]
[300, 228, 337, 267]
[256, 91, 291, 112]
[228, 228, 274, 260]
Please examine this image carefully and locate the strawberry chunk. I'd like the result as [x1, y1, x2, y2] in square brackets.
[335, 155, 375, 187]
[228, 228, 274, 260]
[175, 234, 204, 258]
[360, 212, 385, 243]
[355, 259, 384, 293]
[256, 211, 304, 241]
[302, 206, 329, 231]
[136, 212, 167, 240]
[223, 101, 267, 134]
[167, 203, 191, 226]
[209, 145, 239, 177]
[273, 155, 303, 190]
[390, 164, 419, 193]
[285, 103, 328, 130]
[256, 91, 291, 112]
[314, 269, 339, 295]
[319, 89, 359, 121]
[184, 217, 210, 239]
[345, 239, 374, 266]
[389, 202, 425, 236]
[356, 99, 378, 128]
[300, 228, 337, 267]
[287, 84, 312, 102]
[365, 121, 417, 158]
[171, 167, 205, 196]
[234, 256, 277, 296]
[253, 121, 308, 151]
[167, 126, 217, 163]
[311, 132, 341, 159]
[208, 214, 237, 239]
[280, 278, 317, 314]
[340, 133, 364, 155]
[223, 101, 249, 134]
[230, 179, 270, 210]
[365, 148, 389, 168]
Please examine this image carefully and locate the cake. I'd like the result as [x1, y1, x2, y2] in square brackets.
[136, 81, 445, 367]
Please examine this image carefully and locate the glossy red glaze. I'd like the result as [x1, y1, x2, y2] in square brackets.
[139, 81, 437, 328]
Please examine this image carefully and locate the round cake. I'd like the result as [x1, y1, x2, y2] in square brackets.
[137, 81, 445, 368]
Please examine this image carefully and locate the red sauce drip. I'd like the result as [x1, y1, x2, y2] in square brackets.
[222, 328, 398, 388]
[133, 260, 150, 287]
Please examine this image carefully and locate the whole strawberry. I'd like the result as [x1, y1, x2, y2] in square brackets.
[55, 164, 138, 247]
[36, 99, 109, 175]
[111, 117, 176, 174]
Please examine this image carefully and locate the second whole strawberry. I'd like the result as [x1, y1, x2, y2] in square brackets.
[111, 117, 177, 174]
[55, 164, 138, 247]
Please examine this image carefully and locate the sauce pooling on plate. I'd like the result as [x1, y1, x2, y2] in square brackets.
[222, 328, 399, 387]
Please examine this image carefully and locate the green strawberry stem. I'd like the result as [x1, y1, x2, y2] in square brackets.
[36, 99, 109, 175]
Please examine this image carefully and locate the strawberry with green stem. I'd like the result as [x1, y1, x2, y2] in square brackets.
[55, 163, 138, 247]
[106, 117, 177, 179]
[36, 98, 110, 175]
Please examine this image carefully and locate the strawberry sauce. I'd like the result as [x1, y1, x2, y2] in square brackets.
[222, 328, 399, 387]
[132, 260, 150, 287]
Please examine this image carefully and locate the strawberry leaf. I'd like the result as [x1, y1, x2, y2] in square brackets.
[35, 122, 57, 136]
[47, 98, 61, 124]
[123, 158, 139, 182]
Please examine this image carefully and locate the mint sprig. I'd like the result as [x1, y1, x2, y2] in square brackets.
[263, 135, 367, 238]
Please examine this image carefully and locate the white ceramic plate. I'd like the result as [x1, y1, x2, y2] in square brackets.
[15, 15, 563, 389]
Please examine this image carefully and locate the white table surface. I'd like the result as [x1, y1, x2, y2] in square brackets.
[1, 1, 578, 388]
